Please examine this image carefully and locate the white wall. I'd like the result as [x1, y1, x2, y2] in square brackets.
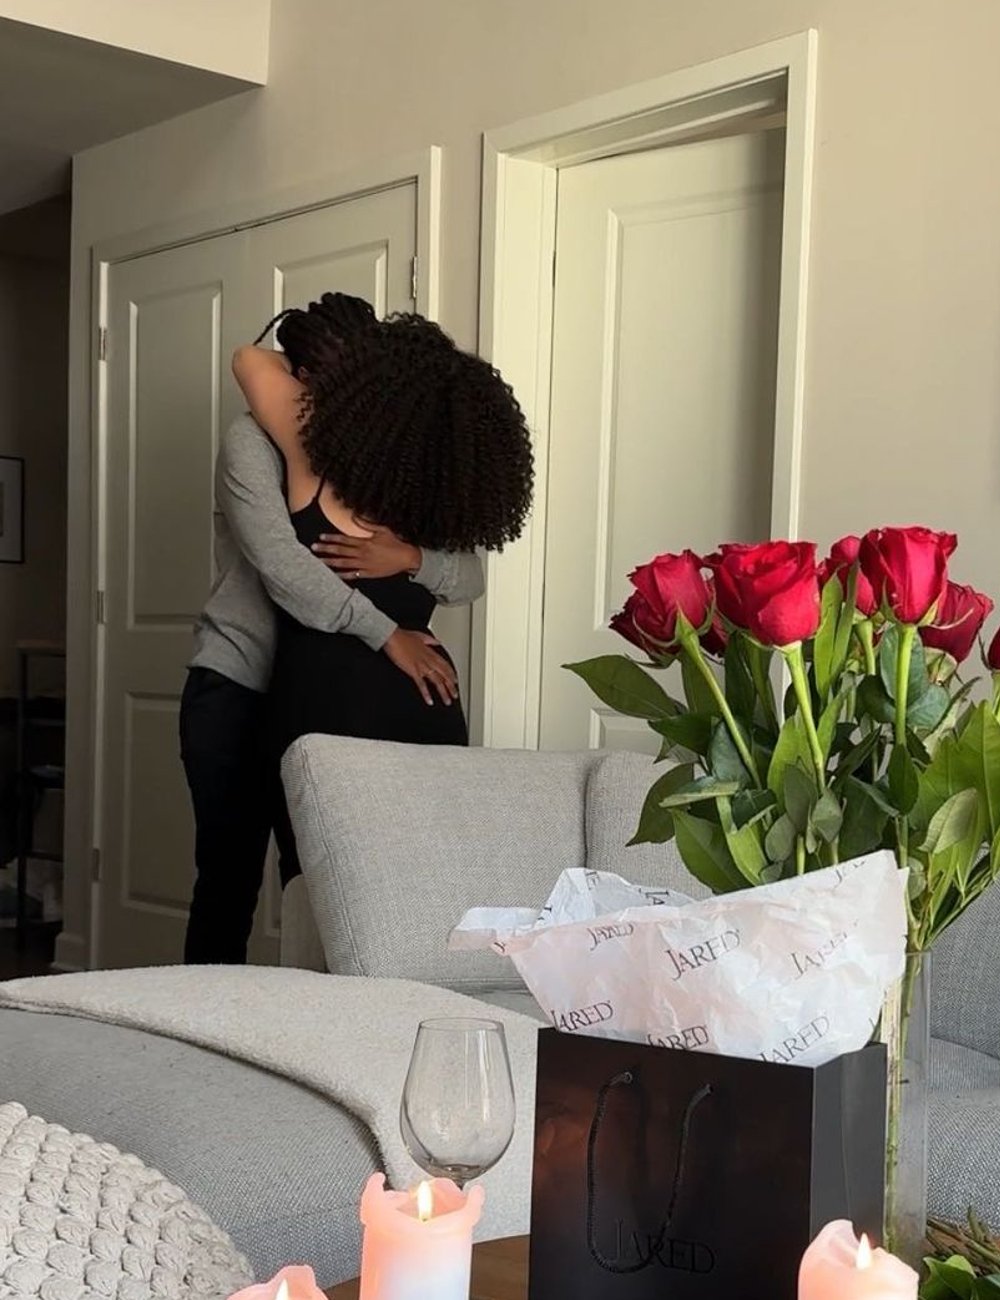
[0, 0, 270, 83]
[0, 210, 69, 696]
[60, 0, 1000, 967]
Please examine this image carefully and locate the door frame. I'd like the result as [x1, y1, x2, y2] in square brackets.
[61, 147, 441, 970]
[470, 34, 817, 750]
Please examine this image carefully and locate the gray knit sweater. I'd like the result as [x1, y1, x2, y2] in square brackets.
[191, 414, 485, 692]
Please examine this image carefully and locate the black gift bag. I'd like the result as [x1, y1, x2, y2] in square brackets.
[529, 1028, 886, 1300]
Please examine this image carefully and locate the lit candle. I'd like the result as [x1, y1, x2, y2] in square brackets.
[228, 1268, 326, 1300]
[799, 1220, 918, 1299]
[358, 1173, 485, 1300]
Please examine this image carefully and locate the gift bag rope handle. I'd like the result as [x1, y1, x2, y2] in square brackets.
[586, 1069, 713, 1274]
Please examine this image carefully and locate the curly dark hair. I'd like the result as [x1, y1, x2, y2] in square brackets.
[257, 299, 534, 552]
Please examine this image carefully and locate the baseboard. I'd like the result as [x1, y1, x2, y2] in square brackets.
[53, 929, 88, 972]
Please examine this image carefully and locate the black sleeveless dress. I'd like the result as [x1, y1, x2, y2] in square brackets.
[267, 495, 469, 767]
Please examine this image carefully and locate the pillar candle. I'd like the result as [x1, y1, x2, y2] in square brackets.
[799, 1221, 918, 1299]
[358, 1173, 485, 1300]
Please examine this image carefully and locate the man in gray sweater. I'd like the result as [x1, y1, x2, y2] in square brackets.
[181, 414, 484, 963]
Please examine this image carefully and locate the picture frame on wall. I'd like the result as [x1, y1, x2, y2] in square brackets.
[0, 456, 25, 564]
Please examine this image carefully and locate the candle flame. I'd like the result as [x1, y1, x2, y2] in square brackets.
[856, 1234, 872, 1270]
[417, 1181, 433, 1222]
[275, 1282, 289, 1300]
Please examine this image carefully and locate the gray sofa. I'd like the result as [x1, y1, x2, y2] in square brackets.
[1, 738, 998, 1286]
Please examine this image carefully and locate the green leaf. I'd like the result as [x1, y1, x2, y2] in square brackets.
[817, 688, 847, 764]
[921, 1257, 979, 1300]
[745, 640, 779, 737]
[565, 656, 680, 720]
[953, 705, 1000, 835]
[888, 743, 920, 815]
[723, 638, 756, 725]
[732, 788, 777, 829]
[879, 622, 930, 704]
[907, 857, 927, 901]
[814, 576, 844, 702]
[811, 788, 844, 844]
[925, 789, 987, 907]
[649, 712, 713, 757]
[833, 568, 859, 672]
[921, 787, 981, 856]
[764, 813, 797, 864]
[629, 763, 693, 845]
[717, 796, 767, 884]
[834, 729, 881, 786]
[767, 714, 812, 798]
[908, 683, 951, 732]
[858, 674, 897, 724]
[708, 719, 751, 783]
[680, 653, 720, 717]
[659, 776, 741, 809]
[917, 703, 1000, 839]
[673, 809, 745, 893]
[839, 777, 891, 860]
[832, 728, 879, 785]
[783, 761, 817, 833]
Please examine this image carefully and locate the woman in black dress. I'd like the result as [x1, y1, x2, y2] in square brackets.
[232, 296, 534, 878]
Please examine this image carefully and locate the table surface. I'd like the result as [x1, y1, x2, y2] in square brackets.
[325, 1235, 529, 1300]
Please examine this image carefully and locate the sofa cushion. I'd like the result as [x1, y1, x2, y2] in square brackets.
[929, 1087, 1000, 1231]
[585, 750, 709, 896]
[931, 1037, 1000, 1091]
[931, 878, 1000, 1060]
[282, 736, 599, 992]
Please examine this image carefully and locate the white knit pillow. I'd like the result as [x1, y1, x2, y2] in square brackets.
[0, 1102, 253, 1299]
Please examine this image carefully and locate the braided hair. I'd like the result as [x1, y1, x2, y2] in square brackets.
[256, 297, 534, 553]
[254, 291, 377, 373]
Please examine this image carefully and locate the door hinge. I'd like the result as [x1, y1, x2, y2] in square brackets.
[410, 256, 419, 303]
[91, 847, 102, 883]
[98, 326, 108, 362]
[96, 590, 106, 625]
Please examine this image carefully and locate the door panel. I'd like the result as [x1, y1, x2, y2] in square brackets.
[99, 184, 419, 968]
[101, 232, 246, 967]
[539, 130, 785, 751]
[131, 281, 224, 622]
[250, 185, 416, 322]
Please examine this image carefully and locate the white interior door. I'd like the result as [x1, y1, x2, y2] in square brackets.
[100, 230, 249, 968]
[538, 128, 785, 752]
[98, 185, 417, 969]
[241, 185, 417, 959]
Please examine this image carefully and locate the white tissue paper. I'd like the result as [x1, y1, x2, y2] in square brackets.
[450, 850, 907, 1067]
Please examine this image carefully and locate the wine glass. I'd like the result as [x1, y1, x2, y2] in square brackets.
[400, 1017, 516, 1188]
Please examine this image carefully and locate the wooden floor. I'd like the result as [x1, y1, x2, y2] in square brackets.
[0, 927, 56, 980]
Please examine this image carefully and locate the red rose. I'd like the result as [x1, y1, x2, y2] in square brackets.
[988, 626, 1000, 671]
[920, 582, 994, 663]
[859, 527, 956, 624]
[709, 541, 820, 647]
[610, 551, 712, 651]
[818, 535, 877, 617]
[707, 543, 756, 627]
[609, 591, 656, 652]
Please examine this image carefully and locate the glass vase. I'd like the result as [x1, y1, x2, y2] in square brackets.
[881, 952, 930, 1265]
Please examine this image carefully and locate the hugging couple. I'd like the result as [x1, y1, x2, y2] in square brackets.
[180, 293, 534, 963]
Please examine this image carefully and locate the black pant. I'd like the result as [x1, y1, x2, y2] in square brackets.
[179, 667, 297, 964]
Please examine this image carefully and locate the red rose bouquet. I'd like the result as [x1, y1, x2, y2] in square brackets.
[568, 525, 998, 1256]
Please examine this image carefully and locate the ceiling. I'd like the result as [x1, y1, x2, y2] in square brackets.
[0, 17, 257, 217]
